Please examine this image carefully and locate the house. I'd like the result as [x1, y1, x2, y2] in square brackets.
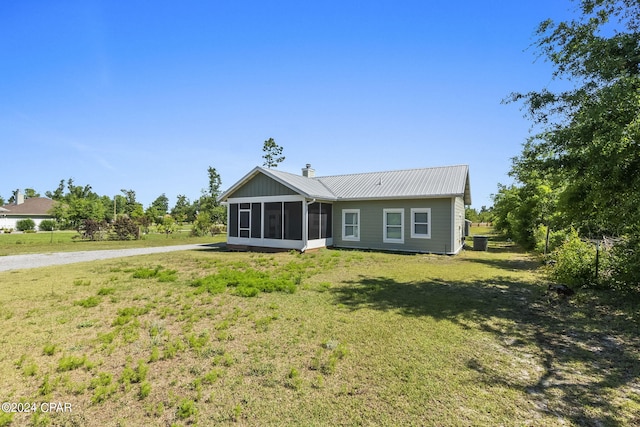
[0, 191, 56, 231]
[219, 164, 471, 254]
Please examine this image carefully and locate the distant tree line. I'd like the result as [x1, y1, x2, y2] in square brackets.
[493, 0, 640, 291]
[1, 166, 227, 240]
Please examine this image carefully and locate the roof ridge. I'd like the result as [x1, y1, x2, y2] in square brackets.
[316, 164, 468, 179]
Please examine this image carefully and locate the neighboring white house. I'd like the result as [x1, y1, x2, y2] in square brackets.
[0, 192, 56, 231]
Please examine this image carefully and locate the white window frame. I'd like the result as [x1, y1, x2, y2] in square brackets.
[383, 208, 404, 244]
[342, 209, 360, 241]
[411, 208, 431, 239]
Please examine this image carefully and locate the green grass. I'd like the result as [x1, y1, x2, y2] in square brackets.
[0, 229, 221, 256]
[0, 229, 638, 426]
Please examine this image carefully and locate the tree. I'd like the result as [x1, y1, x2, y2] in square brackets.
[120, 189, 143, 217]
[150, 194, 169, 215]
[198, 167, 220, 213]
[207, 167, 222, 203]
[171, 194, 192, 224]
[262, 138, 285, 168]
[24, 188, 40, 198]
[46, 180, 65, 200]
[508, 0, 640, 236]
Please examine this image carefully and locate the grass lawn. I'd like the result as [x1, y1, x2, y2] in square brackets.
[0, 228, 638, 426]
[0, 229, 219, 256]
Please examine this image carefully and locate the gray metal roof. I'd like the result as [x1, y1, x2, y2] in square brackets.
[317, 165, 471, 203]
[221, 165, 471, 204]
[264, 168, 336, 199]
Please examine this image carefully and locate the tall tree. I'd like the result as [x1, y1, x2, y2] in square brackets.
[207, 167, 222, 203]
[262, 137, 285, 168]
[46, 179, 66, 200]
[120, 189, 143, 217]
[24, 188, 40, 198]
[508, 0, 640, 236]
[150, 193, 169, 215]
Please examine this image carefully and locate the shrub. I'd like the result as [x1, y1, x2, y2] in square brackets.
[16, 218, 36, 232]
[605, 232, 640, 291]
[176, 399, 197, 419]
[548, 229, 596, 288]
[534, 225, 568, 254]
[74, 296, 101, 308]
[110, 216, 139, 240]
[39, 219, 56, 231]
[78, 219, 107, 241]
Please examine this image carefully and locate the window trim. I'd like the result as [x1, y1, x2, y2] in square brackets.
[383, 208, 404, 244]
[342, 209, 360, 241]
[411, 208, 431, 239]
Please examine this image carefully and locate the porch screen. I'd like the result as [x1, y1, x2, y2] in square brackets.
[229, 204, 238, 237]
[251, 203, 261, 238]
[320, 203, 332, 238]
[308, 202, 332, 239]
[264, 202, 282, 239]
[284, 202, 302, 240]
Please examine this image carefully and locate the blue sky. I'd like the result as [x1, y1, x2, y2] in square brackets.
[1, 1, 576, 209]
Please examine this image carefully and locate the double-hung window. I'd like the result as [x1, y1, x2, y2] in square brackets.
[342, 209, 360, 241]
[411, 208, 431, 239]
[383, 209, 404, 243]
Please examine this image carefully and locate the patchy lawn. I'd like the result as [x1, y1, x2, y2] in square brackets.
[0, 233, 638, 426]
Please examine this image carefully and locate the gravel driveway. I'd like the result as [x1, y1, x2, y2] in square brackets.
[0, 244, 220, 272]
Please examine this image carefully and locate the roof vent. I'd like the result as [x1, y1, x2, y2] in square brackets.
[302, 164, 315, 178]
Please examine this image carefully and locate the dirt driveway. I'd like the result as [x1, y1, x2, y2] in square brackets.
[0, 244, 220, 272]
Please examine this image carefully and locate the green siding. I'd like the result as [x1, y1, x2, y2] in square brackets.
[454, 196, 465, 252]
[332, 199, 454, 253]
[228, 173, 298, 198]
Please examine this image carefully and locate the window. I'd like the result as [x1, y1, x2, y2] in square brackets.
[411, 208, 431, 239]
[383, 209, 404, 243]
[342, 209, 360, 241]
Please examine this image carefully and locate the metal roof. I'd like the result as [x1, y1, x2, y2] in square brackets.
[264, 168, 336, 199]
[221, 165, 471, 204]
[317, 165, 471, 203]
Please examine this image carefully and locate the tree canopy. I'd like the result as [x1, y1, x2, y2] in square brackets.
[494, 0, 640, 289]
[504, 0, 640, 237]
[262, 138, 285, 168]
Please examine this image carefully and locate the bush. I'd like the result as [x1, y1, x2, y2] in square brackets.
[534, 225, 568, 254]
[110, 216, 139, 240]
[16, 218, 36, 232]
[548, 229, 596, 288]
[78, 219, 107, 241]
[39, 219, 56, 231]
[605, 232, 640, 291]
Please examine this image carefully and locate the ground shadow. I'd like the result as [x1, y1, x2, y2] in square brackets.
[330, 273, 639, 426]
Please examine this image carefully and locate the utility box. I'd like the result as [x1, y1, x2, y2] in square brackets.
[473, 235, 489, 251]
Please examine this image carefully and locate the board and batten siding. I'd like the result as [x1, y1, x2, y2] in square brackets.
[332, 199, 454, 254]
[453, 196, 466, 254]
[226, 173, 298, 198]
